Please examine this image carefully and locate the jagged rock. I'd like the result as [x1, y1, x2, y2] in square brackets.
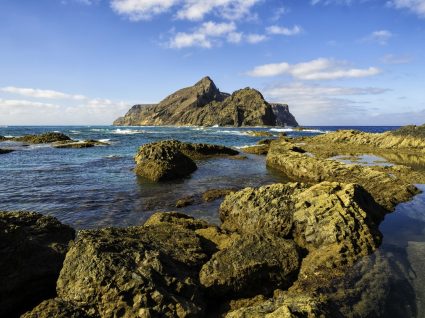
[391, 123, 425, 138]
[246, 131, 273, 137]
[21, 299, 93, 318]
[266, 138, 419, 211]
[134, 140, 238, 181]
[113, 77, 298, 127]
[53, 140, 109, 149]
[56, 222, 209, 318]
[220, 183, 305, 238]
[176, 196, 195, 208]
[0, 148, 14, 154]
[241, 145, 269, 155]
[202, 188, 237, 202]
[199, 234, 300, 298]
[0, 211, 75, 318]
[12, 132, 71, 144]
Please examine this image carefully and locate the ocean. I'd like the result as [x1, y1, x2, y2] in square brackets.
[0, 125, 400, 228]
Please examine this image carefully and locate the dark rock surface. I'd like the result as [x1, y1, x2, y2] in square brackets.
[113, 77, 298, 127]
[12, 132, 71, 144]
[0, 211, 75, 318]
[134, 140, 239, 182]
[0, 148, 14, 154]
[21, 299, 93, 318]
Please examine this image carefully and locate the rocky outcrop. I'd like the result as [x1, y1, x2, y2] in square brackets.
[0, 211, 75, 318]
[12, 132, 71, 144]
[21, 299, 92, 318]
[53, 140, 109, 149]
[134, 140, 239, 182]
[266, 138, 419, 211]
[391, 123, 425, 138]
[56, 222, 209, 318]
[113, 77, 298, 127]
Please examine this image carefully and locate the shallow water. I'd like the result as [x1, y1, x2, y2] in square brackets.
[330, 154, 394, 167]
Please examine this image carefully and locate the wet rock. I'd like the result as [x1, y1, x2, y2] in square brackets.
[246, 131, 273, 137]
[175, 196, 196, 208]
[0, 211, 75, 318]
[202, 188, 237, 202]
[53, 140, 109, 149]
[220, 183, 305, 238]
[134, 141, 198, 182]
[199, 234, 300, 298]
[56, 222, 209, 317]
[0, 148, 14, 154]
[241, 145, 269, 155]
[266, 138, 419, 211]
[134, 140, 238, 181]
[21, 299, 93, 318]
[12, 132, 71, 144]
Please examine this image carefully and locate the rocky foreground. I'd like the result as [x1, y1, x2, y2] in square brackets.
[113, 77, 298, 127]
[2, 127, 425, 317]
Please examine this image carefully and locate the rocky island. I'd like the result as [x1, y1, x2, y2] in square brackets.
[113, 77, 298, 127]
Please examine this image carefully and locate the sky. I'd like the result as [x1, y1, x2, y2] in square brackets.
[0, 0, 424, 126]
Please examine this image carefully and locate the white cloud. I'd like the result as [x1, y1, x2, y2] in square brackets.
[1, 86, 87, 100]
[245, 33, 268, 44]
[266, 25, 302, 36]
[363, 30, 393, 45]
[264, 82, 390, 125]
[227, 32, 243, 43]
[110, 0, 179, 21]
[387, 0, 425, 18]
[168, 21, 236, 48]
[246, 58, 381, 80]
[110, 0, 260, 21]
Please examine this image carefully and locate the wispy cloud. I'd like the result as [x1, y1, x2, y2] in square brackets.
[110, 0, 261, 21]
[1, 86, 87, 100]
[362, 30, 393, 45]
[246, 58, 381, 80]
[245, 33, 268, 44]
[266, 25, 302, 36]
[381, 53, 412, 64]
[387, 0, 425, 18]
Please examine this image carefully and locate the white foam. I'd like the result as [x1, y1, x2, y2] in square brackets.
[112, 129, 144, 135]
[215, 130, 248, 136]
[270, 128, 328, 134]
[98, 139, 111, 143]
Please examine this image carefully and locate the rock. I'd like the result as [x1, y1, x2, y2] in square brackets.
[266, 138, 419, 211]
[21, 299, 92, 318]
[56, 222, 209, 318]
[220, 183, 305, 238]
[241, 145, 269, 155]
[391, 123, 425, 138]
[270, 103, 299, 127]
[202, 188, 237, 202]
[0, 148, 14, 154]
[113, 77, 298, 127]
[53, 140, 109, 149]
[134, 140, 239, 181]
[246, 131, 273, 137]
[0, 211, 75, 318]
[12, 132, 71, 144]
[134, 141, 198, 181]
[176, 196, 195, 208]
[257, 139, 274, 145]
[199, 234, 300, 298]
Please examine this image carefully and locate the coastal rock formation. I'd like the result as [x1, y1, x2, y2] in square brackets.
[22, 299, 92, 318]
[56, 223, 209, 318]
[134, 140, 239, 181]
[53, 140, 109, 149]
[12, 132, 71, 144]
[0, 148, 14, 154]
[199, 234, 300, 298]
[0, 211, 75, 317]
[266, 138, 419, 211]
[391, 123, 425, 138]
[113, 77, 299, 127]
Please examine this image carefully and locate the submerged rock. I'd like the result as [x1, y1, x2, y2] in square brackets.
[175, 196, 196, 208]
[202, 188, 237, 202]
[113, 77, 298, 127]
[134, 140, 238, 182]
[53, 140, 109, 149]
[12, 132, 71, 144]
[0, 148, 14, 154]
[199, 234, 300, 298]
[57, 222, 209, 318]
[0, 211, 75, 318]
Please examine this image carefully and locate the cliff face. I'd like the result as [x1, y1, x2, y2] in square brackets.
[113, 77, 298, 127]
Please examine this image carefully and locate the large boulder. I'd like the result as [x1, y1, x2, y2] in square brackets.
[21, 299, 92, 318]
[56, 222, 209, 317]
[199, 234, 300, 298]
[134, 140, 238, 181]
[0, 211, 75, 317]
[220, 183, 305, 238]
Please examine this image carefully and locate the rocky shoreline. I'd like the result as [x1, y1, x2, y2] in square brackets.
[2, 126, 425, 317]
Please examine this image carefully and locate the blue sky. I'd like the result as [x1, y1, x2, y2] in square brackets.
[0, 0, 424, 125]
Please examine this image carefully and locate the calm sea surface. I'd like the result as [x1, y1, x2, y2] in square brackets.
[1, 125, 424, 316]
